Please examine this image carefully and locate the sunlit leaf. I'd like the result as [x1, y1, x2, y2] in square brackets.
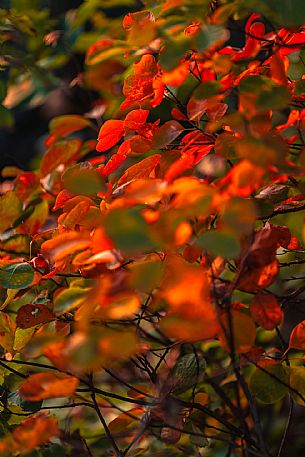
[41, 232, 91, 261]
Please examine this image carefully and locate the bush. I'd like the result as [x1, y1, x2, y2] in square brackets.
[1, 1, 305, 456]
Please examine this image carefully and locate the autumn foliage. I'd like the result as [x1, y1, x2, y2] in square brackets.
[2, 0, 305, 456]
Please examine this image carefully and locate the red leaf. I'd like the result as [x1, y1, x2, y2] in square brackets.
[124, 109, 150, 131]
[16, 304, 55, 329]
[249, 293, 283, 330]
[96, 120, 125, 152]
[289, 320, 305, 350]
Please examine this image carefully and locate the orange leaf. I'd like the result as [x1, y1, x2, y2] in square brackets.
[159, 255, 219, 340]
[0, 312, 16, 352]
[117, 154, 161, 186]
[53, 189, 75, 211]
[134, 54, 158, 76]
[237, 260, 279, 292]
[40, 139, 81, 177]
[16, 304, 55, 329]
[49, 115, 94, 138]
[11, 414, 60, 454]
[41, 232, 91, 261]
[289, 320, 305, 350]
[19, 372, 79, 400]
[249, 293, 283, 330]
[96, 120, 125, 152]
[270, 52, 288, 86]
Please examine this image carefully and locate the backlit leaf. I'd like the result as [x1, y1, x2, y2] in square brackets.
[108, 408, 144, 434]
[0, 312, 16, 352]
[117, 154, 161, 186]
[96, 120, 125, 152]
[49, 115, 94, 137]
[0, 414, 60, 455]
[289, 320, 305, 350]
[40, 139, 81, 177]
[19, 373, 79, 400]
[41, 232, 91, 261]
[249, 293, 283, 330]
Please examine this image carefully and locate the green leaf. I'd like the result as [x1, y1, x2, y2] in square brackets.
[159, 35, 190, 70]
[0, 263, 34, 290]
[249, 363, 288, 404]
[13, 327, 35, 351]
[239, 76, 290, 111]
[41, 444, 66, 457]
[0, 81, 7, 103]
[289, 366, 305, 406]
[0, 105, 14, 128]
[194, 24, 228, 52]
[171, 353, 206, 394]
[251, 0, 305, 27]
[190, 425, 209, 448]
[63, 166, 107, 196]
[105, 208, 157, 255]
[196, 230, 240, 258]
[294, 79, 305, 96]
[193, 81, 220, 100]
[54, 287, 88, 315]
